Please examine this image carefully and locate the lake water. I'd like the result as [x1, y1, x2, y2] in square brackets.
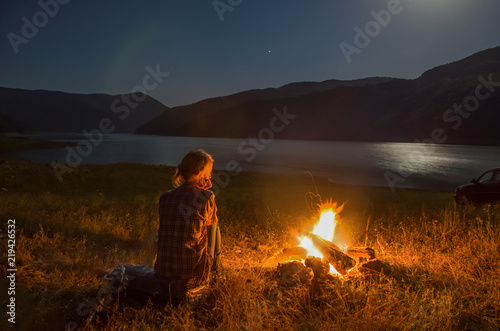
[9, 133, 500, 191]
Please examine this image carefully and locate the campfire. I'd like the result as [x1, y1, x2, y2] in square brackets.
[279, 203, 383, 286]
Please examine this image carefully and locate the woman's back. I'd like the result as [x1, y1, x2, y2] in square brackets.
[154, 183, 217, 288]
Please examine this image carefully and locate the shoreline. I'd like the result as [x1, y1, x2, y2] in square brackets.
[1, 134, 458, 193]
[0, 134, 74, 154]
[8, 130, 500, 148]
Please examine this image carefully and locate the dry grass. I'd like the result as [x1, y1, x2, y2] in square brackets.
[0, 158, 499, 330]
[0, 135, 71, 154]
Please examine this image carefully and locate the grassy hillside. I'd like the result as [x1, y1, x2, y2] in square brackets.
[1, 155, 499, 330]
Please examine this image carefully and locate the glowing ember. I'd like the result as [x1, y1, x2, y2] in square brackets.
[299, 203, 344, 275]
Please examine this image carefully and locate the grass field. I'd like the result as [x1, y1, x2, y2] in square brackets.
[1, 138, 499, 330]
[0, 135, 71, 154]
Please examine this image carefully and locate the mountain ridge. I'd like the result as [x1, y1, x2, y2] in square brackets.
[0, 87, 168, 134]
[136, 46, 500, 145]
[2, 46, 499, 146]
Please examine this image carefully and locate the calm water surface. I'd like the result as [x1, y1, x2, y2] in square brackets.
[10, 133, 500, 191]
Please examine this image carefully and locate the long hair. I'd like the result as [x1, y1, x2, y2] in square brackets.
[172, 149, 214, 188]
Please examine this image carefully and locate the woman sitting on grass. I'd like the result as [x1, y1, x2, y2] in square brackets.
[154, 149, 221, 303]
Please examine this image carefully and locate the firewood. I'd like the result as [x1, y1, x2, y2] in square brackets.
[277, 261, 314, 286]
[346, 247, 375, 261]
[304, 256, 329, 279]
[282, 246, 309, 257]
[304, 232, 356, 274]
[358, 259, 392, 277]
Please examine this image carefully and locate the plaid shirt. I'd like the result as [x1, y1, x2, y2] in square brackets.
[154, 183, 218, 296]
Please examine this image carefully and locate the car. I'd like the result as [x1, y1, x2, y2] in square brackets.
[454, 168, 500, 204]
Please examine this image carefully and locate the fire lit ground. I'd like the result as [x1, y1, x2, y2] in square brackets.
[224, 202, 383, 291]
[224, 203, 351, 272]
[1, 159, 500, 330]
[226, 202, 377, 274]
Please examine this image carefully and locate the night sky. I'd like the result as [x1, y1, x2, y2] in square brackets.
[1, 0, 500, 108]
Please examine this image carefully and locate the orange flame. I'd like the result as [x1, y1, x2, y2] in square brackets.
[299, 203, 344, 275]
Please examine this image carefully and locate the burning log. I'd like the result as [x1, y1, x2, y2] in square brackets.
[282, 246, 309, 257]
[303, 232, 356, 274]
